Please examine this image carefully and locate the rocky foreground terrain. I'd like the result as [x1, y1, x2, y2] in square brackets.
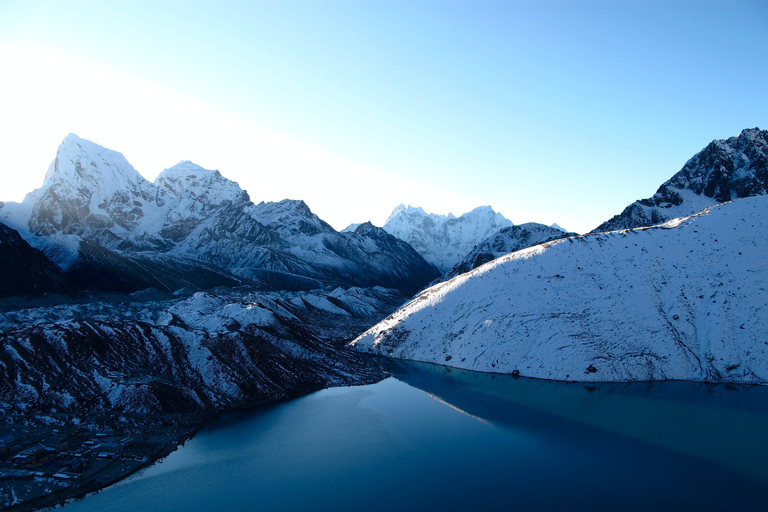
[0, 284, 404, 510]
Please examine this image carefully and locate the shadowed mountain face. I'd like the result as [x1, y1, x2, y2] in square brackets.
[0, 135, 438, 295]
[0, 221, 68, 298]
[593, 127, 767, 233]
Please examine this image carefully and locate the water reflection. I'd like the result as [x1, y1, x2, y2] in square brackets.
[381, 358, 768, 482]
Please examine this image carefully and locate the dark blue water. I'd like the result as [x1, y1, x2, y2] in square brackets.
[62, 360, 768, 511]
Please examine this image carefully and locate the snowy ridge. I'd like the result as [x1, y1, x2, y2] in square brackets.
[593, 127, 767, 233]
[442, 222, 576, 280]
[351, 196, 768, 384]
[382, 204, 513, 272]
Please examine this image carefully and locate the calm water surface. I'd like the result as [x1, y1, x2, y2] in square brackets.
[62, 360, 768, 511]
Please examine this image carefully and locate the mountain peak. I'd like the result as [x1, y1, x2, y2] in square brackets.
[43, 133, 145, 190]
[15, 134, 156, 236]
[592, 127, 768, 233]
[385, 204, 428, 224]
[382, 204, 513, 272]
[739, 127, 763, 139]
[155, 161, 246, 205]
[252, 199, 335, 237]
[166, 160, 214, 173]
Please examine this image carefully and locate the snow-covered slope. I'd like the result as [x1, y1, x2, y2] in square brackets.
[351, 196, 768, 385]
[442, 222, 576, 280]
[0, 135, 438, 294]
[382, 204, 513, 272]
[593, 127, 767, 233]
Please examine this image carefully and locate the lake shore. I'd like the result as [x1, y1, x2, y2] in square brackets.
[0, 410, 210, 511]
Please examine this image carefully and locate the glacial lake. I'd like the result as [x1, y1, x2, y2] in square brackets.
[63, 359, 768, 511]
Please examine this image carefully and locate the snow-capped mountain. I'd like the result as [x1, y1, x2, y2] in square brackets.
[0, 134, 438, 294]
[351, 195, 768, 385]
[382, 204, 513, 272]
[593, 127, 767, 233]
[442, 222, 577, 280]
[550, 223, 567, 232]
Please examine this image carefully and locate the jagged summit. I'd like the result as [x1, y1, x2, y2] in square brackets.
[40, 133, 148, 193]
[384, 204, 453, 225]
[352, 221, 376, 234]
[593, 127, 767, 233]
[382, 203, 513, 272]
[252, 198, 336, 237]
[155, 161, 248, 206]
[5, 133, 156, 238]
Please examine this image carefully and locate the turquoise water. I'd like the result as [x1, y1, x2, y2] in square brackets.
[63, 360, 768, 511]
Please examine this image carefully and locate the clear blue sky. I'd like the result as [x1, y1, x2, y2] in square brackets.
[1, 0, 766, 233]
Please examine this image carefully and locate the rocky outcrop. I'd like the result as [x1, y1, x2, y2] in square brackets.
[0, 287, 403, 416]
[593, 128, 767, 233]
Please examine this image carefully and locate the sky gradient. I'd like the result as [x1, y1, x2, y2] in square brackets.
[1, 0, 766, 233]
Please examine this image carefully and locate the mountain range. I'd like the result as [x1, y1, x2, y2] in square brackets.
[0, 134, 439, 296]
[0, 135, 440, 429]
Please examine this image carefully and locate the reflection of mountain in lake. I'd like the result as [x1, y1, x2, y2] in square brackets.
[382, 358, 768, 483]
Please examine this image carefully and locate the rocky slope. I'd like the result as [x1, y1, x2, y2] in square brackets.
[351, 195, 768, 384]
[442, 222, 576, 280]
[0, 286, 407, 417]
[0, 134, 438, 294]
[381, 204, 513, 272]
[593, 127, 767, 233]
